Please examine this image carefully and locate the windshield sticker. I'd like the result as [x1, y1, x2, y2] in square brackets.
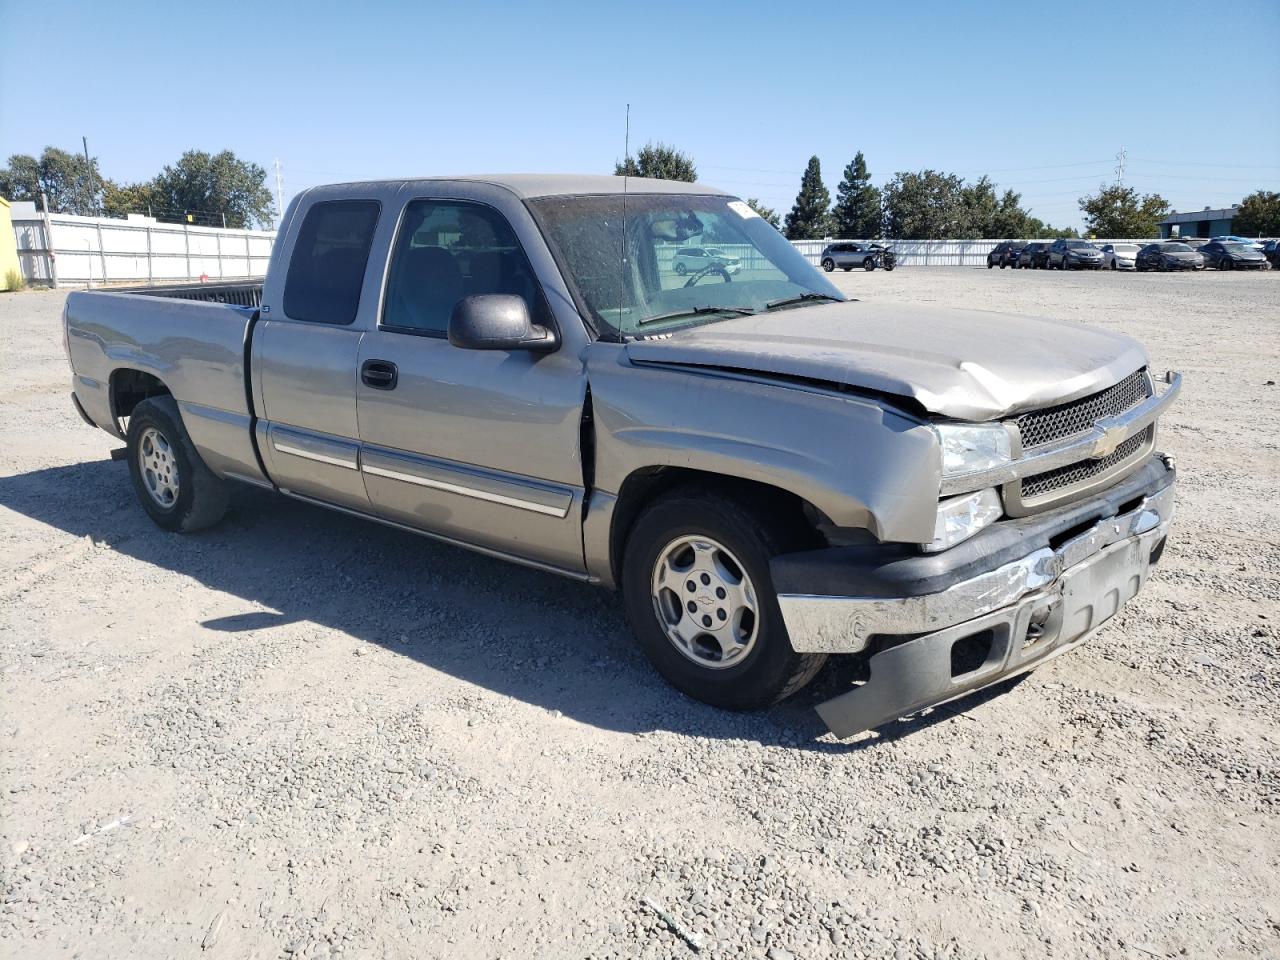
[726, 200, 760, 220]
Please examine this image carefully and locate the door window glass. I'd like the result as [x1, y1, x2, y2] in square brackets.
[382, 200, 547, 336]
[283, 200, 380, 324]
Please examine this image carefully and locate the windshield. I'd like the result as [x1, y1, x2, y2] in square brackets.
[1065, 240, 1096, 249]
[1221, 242, 1251, 253]
[1163, 243, 1192, 252]
[1113, 244, 1140, 253]
[527, 193, 842, 340]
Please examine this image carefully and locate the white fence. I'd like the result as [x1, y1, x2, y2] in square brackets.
[11, 207, 275, 287]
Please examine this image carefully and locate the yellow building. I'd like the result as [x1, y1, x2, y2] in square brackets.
[0, 197, 22, 289]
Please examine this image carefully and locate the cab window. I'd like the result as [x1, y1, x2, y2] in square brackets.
[382, 199, 549, 336]
[283, 200, 381, 324]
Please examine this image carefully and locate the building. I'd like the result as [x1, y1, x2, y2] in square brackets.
[1158, 205, 1240, 239]
[0, 198, 21, 289]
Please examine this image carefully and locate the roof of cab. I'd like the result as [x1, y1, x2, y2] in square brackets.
[303, 174, 731, 200]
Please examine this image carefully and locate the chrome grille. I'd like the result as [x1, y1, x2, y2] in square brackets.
[1016, 369, 1150, 449]
[1020, 429, 1150, 500]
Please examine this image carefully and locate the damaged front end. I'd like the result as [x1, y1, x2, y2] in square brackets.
[773, 454, 1176, 739]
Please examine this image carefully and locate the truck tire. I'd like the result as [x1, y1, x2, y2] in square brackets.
[126, 396, 229, 533]
[621, 489, 826, 712]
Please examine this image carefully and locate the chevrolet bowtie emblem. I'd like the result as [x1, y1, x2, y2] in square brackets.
[1092, 425, 1127, 458]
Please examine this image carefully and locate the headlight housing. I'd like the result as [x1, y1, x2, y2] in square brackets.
[932, 423, 1012, 480]
[922, 488, 1003, 553]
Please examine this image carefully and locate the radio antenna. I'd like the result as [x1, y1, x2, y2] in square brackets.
[618, 103, 630, 334]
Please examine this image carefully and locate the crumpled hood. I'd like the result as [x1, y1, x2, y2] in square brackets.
[624, 300, 1149, 421]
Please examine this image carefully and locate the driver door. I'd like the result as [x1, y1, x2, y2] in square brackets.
[355, 196, 588, 574]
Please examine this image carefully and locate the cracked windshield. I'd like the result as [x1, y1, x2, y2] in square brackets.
[529, 193, 843, 340]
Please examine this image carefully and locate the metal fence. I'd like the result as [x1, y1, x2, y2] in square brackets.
[10, 208, 275, 287]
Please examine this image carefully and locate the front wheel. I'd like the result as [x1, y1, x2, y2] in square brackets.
[821, 258, 835, 272]
[126, 396, 228, 532]
[863, 258, 875, 271]
[621, 491, 826, 711]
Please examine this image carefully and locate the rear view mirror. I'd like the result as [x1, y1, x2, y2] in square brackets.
[448, 294, 557, 352]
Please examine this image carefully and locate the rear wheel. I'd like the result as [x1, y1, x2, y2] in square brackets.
[126, 396, 228, 532]
[1221, 257, 1234, 271]
[622, 490, 826, 711]
[821, 258, 835, 272]
[674, 261, 688, 276]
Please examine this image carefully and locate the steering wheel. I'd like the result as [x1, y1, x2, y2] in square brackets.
[683, 263, 733, 288]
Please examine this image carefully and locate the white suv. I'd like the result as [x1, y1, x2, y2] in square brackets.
[672, 246, 742, 277]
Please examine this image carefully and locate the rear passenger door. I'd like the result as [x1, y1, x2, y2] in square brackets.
[354, 196, 588, 574]
[252, 198, 380, 511]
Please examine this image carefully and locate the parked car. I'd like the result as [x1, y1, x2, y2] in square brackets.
[1020, 241, 1051, 269]
[1211, 235, 1265, 251]
[1047, 239, 1104, 270]
[986, 241, 1024, 269]
[1263, 239, 1280, 269]
[1100, 243, 1142, 271]
[820, 241, 889, 272]
[62, 174, 1180, 740]
[1135, 242, 1205, 272]
[1200, 240, 1269, 270]
[673, 246, 741, 277]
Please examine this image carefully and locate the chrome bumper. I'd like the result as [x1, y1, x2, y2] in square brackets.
[779, 477, 1175, 739]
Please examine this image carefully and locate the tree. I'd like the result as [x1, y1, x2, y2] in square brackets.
[1233, 190, 1280, 237]
[0, 146, 104, 215]
[744, 198, 781, 229]
[784, 156, 832, 240]
[613, 142, 697, 182]
[101, 179, 158, 219]
[881, 169, 968, 239]
[959, 176, 1002, 237]
[1078, 184, 1169, 238]
[830, 152, 881, 239]
[148, 149, 275, 228]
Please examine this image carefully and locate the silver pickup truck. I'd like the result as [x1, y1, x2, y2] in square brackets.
[64, 174, 1180, 738]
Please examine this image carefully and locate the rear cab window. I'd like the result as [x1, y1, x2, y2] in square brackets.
[283, 200, 381, 324]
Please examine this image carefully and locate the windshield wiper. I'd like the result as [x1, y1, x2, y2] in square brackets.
[637, 305, 757, 325]
[764, 292, 845, 311]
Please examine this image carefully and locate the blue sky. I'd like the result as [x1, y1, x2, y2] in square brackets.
[2, 0, 1277, 229]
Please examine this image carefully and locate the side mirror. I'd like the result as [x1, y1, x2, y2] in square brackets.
[448, 294, 557, 353]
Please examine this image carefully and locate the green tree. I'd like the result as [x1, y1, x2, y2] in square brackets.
[959, 176, 1002, 237]
[1233, 190, 1280, 237]
[1078, 184, 1169, 238]
[881, 169, 968, 239]
[0, 146, 104, 215]
[830, 151, 881, 238]
[148, 149, 275, 228]
[613, 142, 697, 182]
[784, 156, 832, 240]
[101, 179, 158, 219]
[744, 197, 781, 229]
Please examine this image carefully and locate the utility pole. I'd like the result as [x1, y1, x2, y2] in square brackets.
[1114, 147, 1127, 187]
[82, 136, 96, 216]
[274, 158, 285, 226]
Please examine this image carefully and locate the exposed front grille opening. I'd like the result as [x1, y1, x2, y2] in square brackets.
[1020, 428, 1151, 501]
[950, 629, 995, 678]
[1016, 369, 1150, 449]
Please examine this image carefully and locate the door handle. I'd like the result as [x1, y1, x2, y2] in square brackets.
[361, 359, 398, 390]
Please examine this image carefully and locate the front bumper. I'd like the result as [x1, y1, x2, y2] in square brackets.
[775, 455, 1175, 738]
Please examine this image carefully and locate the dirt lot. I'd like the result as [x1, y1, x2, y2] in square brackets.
[2, 268, 1278, 959]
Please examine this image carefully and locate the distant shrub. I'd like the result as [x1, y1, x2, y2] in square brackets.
[3, 268, 25, 292]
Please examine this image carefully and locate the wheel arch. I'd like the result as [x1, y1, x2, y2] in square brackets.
[109, 368, 172, 434]
[606, 466, 826, 591]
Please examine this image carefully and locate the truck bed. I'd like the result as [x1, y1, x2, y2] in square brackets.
[64, 288, 268, 486]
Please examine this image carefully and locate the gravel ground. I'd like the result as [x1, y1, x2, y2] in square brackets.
[2, 268, 1278, 959]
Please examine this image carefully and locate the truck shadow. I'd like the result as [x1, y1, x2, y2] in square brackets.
[0, 458, 1008, 750]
